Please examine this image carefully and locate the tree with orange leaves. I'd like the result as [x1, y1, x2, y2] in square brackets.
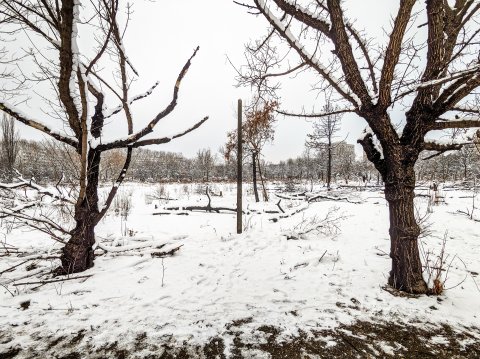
[225, 100, 278, 202]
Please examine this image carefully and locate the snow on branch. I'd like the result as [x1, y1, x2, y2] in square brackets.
[56, 0, 82, 139]
[0, 174, 72, 242]
[422, 140, 471, 159]
[96, 239, 183, 258]
[395, 64, 480, 101]
[270, 0, 331, 33]
[254, 0, 361, 107]
[277, 107, 356, 118]
[97, 240, 168, 253]
[0, 201, 39, 219]
[271, 0, 377, 100]
[0, 206, 69, 239]
[129, 116, 209, 148]
[0, 174, 76, 205]
[417, 64, 480, 89]
[103, 81, 161, 119]
[431, 117, 480, 130]
[97, 47, 202, 150]
[0, 101, 78, 147]
[452, 105, 480, 114]
[357, 126, 386, 174]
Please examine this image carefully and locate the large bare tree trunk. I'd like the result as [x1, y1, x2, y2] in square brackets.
[61, 207, 96, 273]
[61, 150, 101, 274]
[384, 166, 428, 294]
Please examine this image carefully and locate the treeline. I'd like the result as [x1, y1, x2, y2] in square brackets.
[1, 139, 479, 185]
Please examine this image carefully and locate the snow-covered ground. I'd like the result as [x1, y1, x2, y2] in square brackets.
[0, 182, 479, 358]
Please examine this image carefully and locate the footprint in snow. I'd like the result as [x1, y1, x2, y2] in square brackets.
[196, 278, 207, 285]
[137, 276, 149, 284]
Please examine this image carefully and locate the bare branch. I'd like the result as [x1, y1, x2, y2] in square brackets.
[326, 0, 372, 105]
[0, 102, 78, 147]
[95, 147, 132, 223]
[97, 47, 201, 150]
[423, 140, 468, 153]
[129, 116, 209, 148]
[378, 0, 419, 107]
[103, 81, 160, 119]
[253, 0, 360, 106]
[430, 118, 480, 130]
[0, 175, 76, 204]
[277, 107, 355, 118]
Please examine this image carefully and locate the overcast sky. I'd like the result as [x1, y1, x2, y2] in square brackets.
[11, 0, 399, 162]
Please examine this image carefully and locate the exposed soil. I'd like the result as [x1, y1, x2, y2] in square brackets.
[1, 320, 478, 358]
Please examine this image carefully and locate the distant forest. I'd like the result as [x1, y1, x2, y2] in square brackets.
[3, 138, 479, 185]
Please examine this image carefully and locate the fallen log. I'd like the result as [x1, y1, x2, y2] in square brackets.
[269, 205, 309, 222]
[185, 205, 236, 213]
[275, 193, 306, 200]
[307, 194, 361, 204]
[97, 240, 172, 253]
[151, 196, 178, 201]
[153, 212, 189, 216]
[151, 244, 183, 258]
[164, 187, 236, 213]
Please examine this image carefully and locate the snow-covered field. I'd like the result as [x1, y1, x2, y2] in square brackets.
[1, 182, 479, 358]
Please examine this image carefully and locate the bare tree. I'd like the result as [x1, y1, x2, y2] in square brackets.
[305, 103, 342, 190]
[333, 142, 355, 185]
[0, 114, 19, 181]
[196, 148, 216, 182]
[100, 149, 127, 182]
[0, 1, 207, 274]
[457, 144, 476, 180]
[239, 0, 480, 294]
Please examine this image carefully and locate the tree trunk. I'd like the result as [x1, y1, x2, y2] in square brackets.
[61, 207, 96, 273]
[60, 149, 101, 274]
[252, 152, 259, 202]
[327, 141, 332, 190]
[384, 169, 428, 294]
[256, 155, 268, 201]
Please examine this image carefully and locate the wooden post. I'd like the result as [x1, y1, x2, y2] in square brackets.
[237, 99, 243, 234]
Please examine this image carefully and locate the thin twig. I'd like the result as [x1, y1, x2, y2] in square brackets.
[13, 274, 92, 286]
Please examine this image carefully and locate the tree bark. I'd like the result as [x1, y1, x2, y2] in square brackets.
[60, 149, 101, 274]
[61, 208, 96, 273]
[327, 140, 332, 190]
[252, 152, 259, 202]
[256, 155, 268, 201]
[384, 168, 428, 294]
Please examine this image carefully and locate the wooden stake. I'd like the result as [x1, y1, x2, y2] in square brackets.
[237, 99, 243, 234]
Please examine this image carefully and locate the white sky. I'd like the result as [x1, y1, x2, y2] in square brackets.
[11, 0, 400, 162]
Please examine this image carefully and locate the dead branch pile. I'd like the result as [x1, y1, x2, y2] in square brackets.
[160, 187, 236, 214]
